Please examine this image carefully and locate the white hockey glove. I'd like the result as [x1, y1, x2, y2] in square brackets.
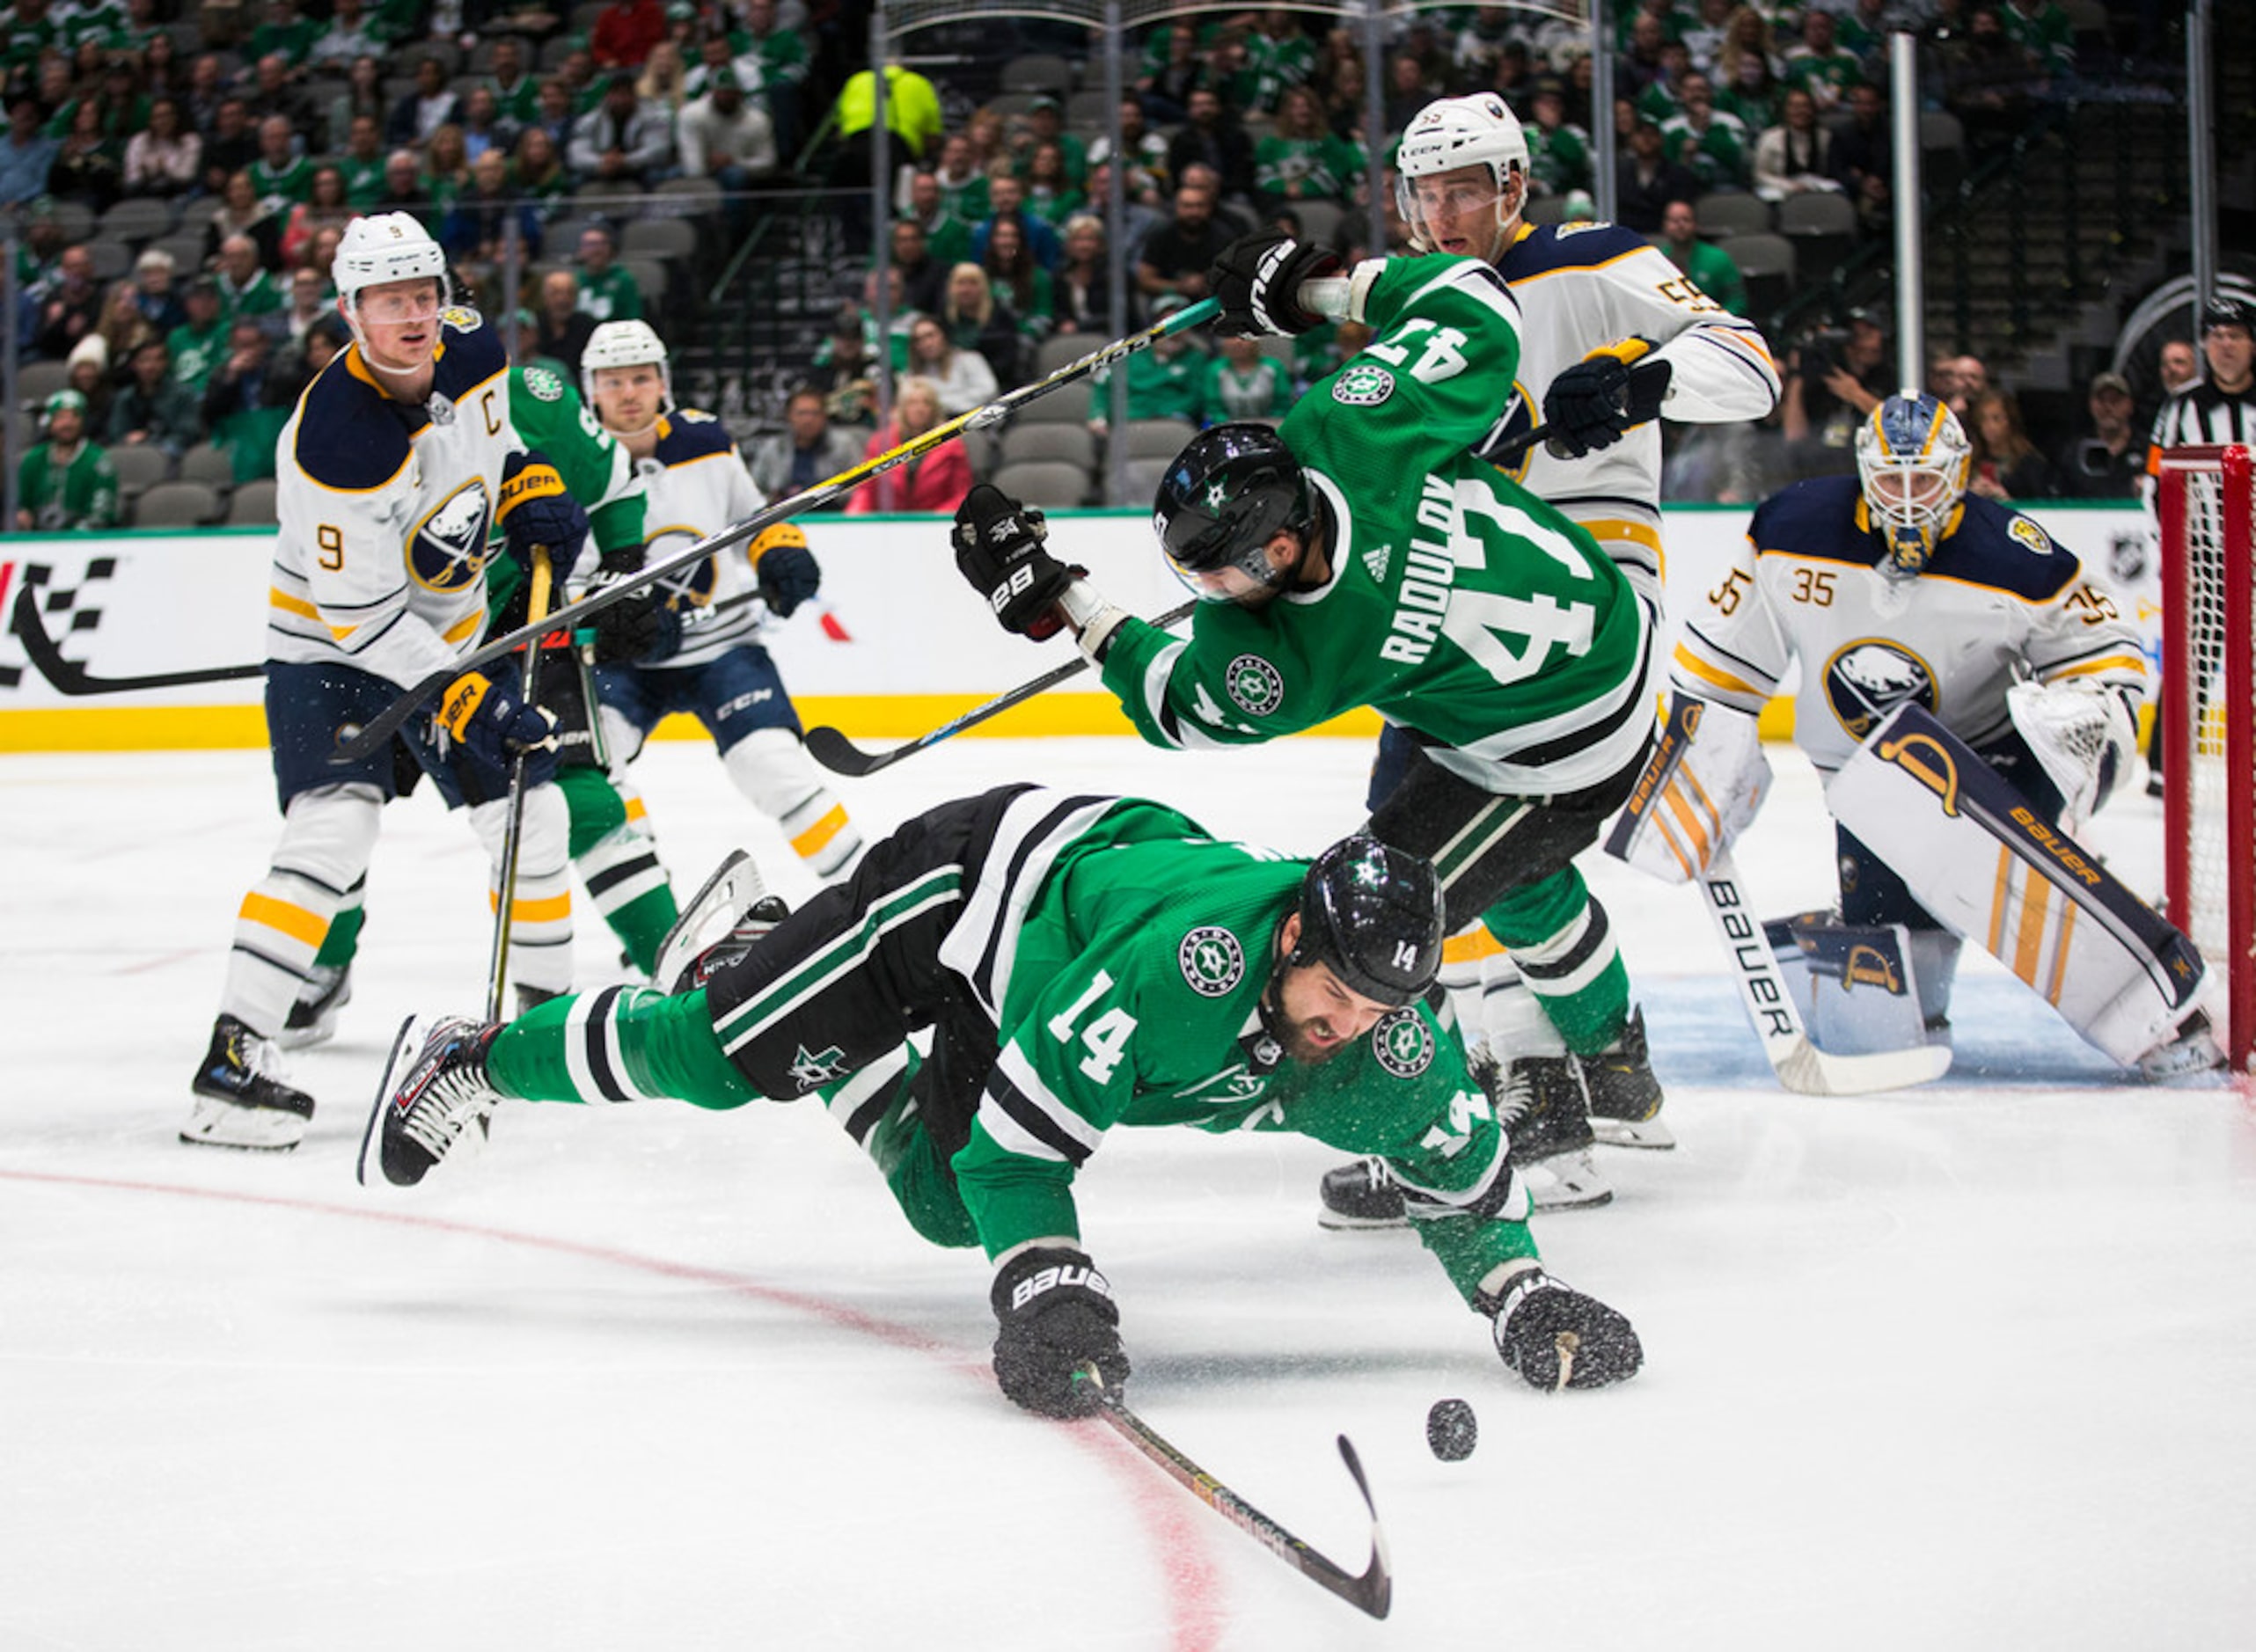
[1605, 694, 1771, 884]
[2005, 677, 2137, 834]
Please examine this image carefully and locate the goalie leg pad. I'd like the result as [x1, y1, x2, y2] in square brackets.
[1604, 691, 1771, 884]
[1828, 705, 2209, 1067]
[1778, 912, 1940, 1056]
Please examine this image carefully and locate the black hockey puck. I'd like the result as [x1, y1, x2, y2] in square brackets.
[1426, 1398, 1476, 1461]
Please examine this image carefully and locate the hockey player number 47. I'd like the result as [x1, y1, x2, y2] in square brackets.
[1048, 970, 1138, 1083]
[1364, 320, 1470, 384]
[1442, 479, 1600, 684]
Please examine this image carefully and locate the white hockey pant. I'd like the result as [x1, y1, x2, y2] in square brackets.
[467, 780, 575, 995]
[723, 726, 865, 881]
[222, 783, 383, 1036]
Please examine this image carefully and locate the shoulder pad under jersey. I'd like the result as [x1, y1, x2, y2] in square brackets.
[1499, 221, 1655, 281]
[1931, 495, 2081, 600]
[654, 412, 739, 465]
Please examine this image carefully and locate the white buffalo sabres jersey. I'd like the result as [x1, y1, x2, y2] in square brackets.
[267, 311, 515, 687]
[634, 410, 768, 671]
[1674, 477, 2150, 773]
[1478, 222, 1780, 603]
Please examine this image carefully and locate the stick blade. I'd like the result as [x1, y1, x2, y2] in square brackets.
[1333, 1435, 1393, 1619]
[803, 724, 885, 778]
[1776, 1038, 1953, 1096]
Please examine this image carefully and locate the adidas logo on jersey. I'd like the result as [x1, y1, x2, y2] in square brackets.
[1362, 542, 1392, 583]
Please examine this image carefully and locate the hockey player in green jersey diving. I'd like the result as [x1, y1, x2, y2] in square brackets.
[952, 235, 1664, 1213]
[363, 793, 1644, 1413]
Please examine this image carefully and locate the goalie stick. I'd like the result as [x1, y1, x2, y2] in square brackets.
[327, 299, 1222, 765]
[1703, 849, 1952, 1095]
[11, 586, 262, 695]
[1084, 1367, 1392, 1620]
[803, 601, 1198, 777]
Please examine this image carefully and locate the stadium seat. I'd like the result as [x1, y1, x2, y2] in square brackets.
[86, 240, 131, 282]
[1778, 192, 1860, 288]
[990, 458, 1091, 508]
[1122, 457, 1175, 504]
[1065, 89, 1112, 127]
[656, 176, 723, 220]
[1034, 332, 1101, 376]
[178, 442, 238, 493]
[226, 478, 279, 524]
[16, 361, 70, 407]
[99, 198, 176, 246]
[1285, 198, 1346, 248]
[1692, 192, 1773, 239]
[960, 423, 1000, 479]
[105, 443, 173, 499]
[1725, 232, 1797, 316]
[130, 480, 223, 527]
[1013, 379, 1092, 424]
[622, 218, 696, 261]
[1000, 422, 1095, 468]
[1120, 417, 1193, 460]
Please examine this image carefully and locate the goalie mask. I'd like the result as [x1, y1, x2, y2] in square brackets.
[1394, 93, 1528, 259]
[582, 318, 673, 437]
[1152, 422, 1319, 601]
[1285, 834, 1445, 1009]
[1856, 393, 1969, 579]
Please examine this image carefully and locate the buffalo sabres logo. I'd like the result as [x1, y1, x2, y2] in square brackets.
[1370, 1008, 1433, 1078]
[1225, 653, 1285, 716]
[408, 479, 493, 592]
[1332, 363, 1395, 407]
[1824, 640, 1937, 740]
[642, 524, 719, 615]
[1178, 925, 1245, 997]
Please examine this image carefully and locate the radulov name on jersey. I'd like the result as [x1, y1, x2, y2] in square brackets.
[1381, 474, 1462, 666]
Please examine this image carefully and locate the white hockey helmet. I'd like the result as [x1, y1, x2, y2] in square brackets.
[333, 212, 449, 311]
[1856, 392, 1971, 578]
[1394, 93, 1530, 256]
[582, 318, 673, 428]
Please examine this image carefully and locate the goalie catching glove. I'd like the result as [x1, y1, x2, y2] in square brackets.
[1542, 338, 1673, 458]
[1208, 231, 1341, 337]
[991, 1245, 1130, 1418]
[1481, 1265, 1643, 1391]
[2004, 677, 2137, 834]
[436, 669, 559, 778]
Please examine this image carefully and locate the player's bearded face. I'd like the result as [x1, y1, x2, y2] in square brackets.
[1269, 955, 1390, 1064]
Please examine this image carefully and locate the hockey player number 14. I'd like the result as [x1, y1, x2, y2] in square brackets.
[1047, 969, 1138, 1083]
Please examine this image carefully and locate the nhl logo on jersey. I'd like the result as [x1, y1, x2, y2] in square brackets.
[1823, 640, 1937, 741]
[408, 479, 494, 592]
[1178, 925, 1246, 997]
[1332, 363, 1395, 407]
[1225, 653, 1285, 716]
[1370, 1008, 1433, 1078]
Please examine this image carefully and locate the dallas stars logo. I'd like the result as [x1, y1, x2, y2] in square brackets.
[788, 1042, 850, 1090]
[1371, 1009, 1433, 1078]
[1206, 482, 1228, 510]
[1177, 925, 1246, 997]
[1332, 363, 1395, 407]
[1224, 652, 1284, 716]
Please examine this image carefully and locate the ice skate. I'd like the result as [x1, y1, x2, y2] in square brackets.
[1578, 1006, 1673, 1149]
[2137, 1010, 2227, 1082]
[655, 851, 790, 993]
[182, 1015, 315, 1151]
[1316, 1156, 1407, 1230]
[358, 1014, 503, 1188]
[276, 965, 353, 1051]
[1488, 1053, 1612, 1210]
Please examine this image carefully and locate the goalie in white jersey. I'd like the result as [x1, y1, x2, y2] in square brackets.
[186, 212, 594, 1151]
[1319, 92, 1783, 1229]
[1618, 392, 2221, 1078]
[582, 320, 864, 884]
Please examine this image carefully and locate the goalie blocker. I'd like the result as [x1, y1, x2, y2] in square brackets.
[1828, 705, 2217, 1075]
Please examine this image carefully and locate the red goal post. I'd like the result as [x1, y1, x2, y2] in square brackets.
[2157, 443, 2255, 1073]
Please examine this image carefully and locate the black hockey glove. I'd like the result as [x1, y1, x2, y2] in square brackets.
[991, 1245, 1130, 1418]
[583, 547, 681, 666]
[437, 669, 560, 777]
[497, 450, 590, 573]
[1483, 1268, 1644, 1392]
[751, 523, 822, 618]
[1542, 340, 1673, 458]
[1209, 231, 1342, 338]
[954, 484, 1080, 642]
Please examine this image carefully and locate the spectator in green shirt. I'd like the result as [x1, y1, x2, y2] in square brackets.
[1658, 198, 1749, 317]
[1253, 84, 1361, 210]
[481, 36, 544, 126]
[1199, 333, 1293, 426]
[15, 390, 120, 533]
[166, 278, 230, 397]
[1092, 295, 1205, 430]
[248, 0, 321, 70]
[573, 223, 643, 324]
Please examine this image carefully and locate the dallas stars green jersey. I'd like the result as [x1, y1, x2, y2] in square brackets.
[484, 361, 646, 621]
[931, 796, 1535, 1300]
[17, 440, 119, 531]
[1101, 256, 1654, 793]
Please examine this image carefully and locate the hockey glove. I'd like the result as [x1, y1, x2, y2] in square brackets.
[1542, 340, 1673, 458]
[497, 450, 590, 574]
[954, 484, 1080, 642]
[991, 1245, 1130, 1418]
[583, 547, 682, 666]
[437, 669, 560, 775]
[1209, 231, 1341, 337]
[751, 522, 822, 618]
[1483, 1267, 1644, 1391]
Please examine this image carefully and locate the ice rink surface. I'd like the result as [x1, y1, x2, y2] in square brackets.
[4, 731, 2253, 1651]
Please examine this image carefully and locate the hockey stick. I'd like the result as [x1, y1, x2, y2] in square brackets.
[484, 547, 553, 1023]
[329, 299, 1223, 765]
[803, 599, 1199, 777]
[1701, 849, 1952, 1095]
[11, 586, 262, 694]
[1084, 1368, 1392, 1620]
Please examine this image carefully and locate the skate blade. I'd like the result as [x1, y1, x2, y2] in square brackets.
[1315, 1207, 1410, 1232]
[1591, 1115, 1676, 1150]
[179, 1095, 305, 1152]
[1522, 1150, 1614, 1210]
[356, 1013, 426, 1188]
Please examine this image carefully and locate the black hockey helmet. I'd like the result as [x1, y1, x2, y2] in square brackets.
[1289, 834, 1445, 1008]
[1152, 421, 1318, 596]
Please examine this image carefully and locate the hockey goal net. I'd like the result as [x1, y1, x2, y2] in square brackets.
[2157, 444, 2255, 1072]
